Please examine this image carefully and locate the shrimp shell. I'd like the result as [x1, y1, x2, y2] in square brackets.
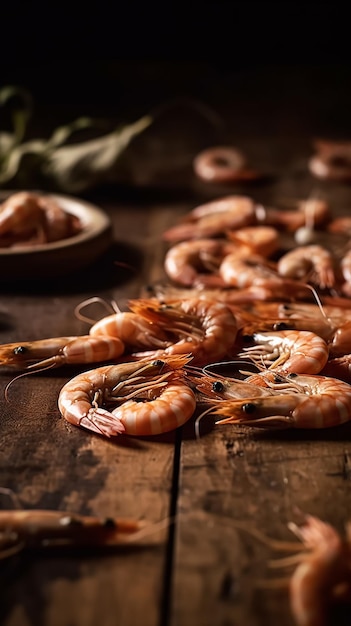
[239, 330, 329, 374]
[214, 373, 351, 429]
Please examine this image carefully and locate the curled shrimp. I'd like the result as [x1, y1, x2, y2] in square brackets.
[256, 198, 330, 232]
[162, 195, 257, 241]
[163, 238, 238, 287]
[127, 297, 239, 366]
[238, 329, 329, 374]
[0, 335, 125, 371]
[226, 225, 280, 258]
[213, 371, 351, 429]
[219, 254, 311, 300]
[58, 354, 196, 438]
[277, 244, 337, 290]
[0, 508, 151, 558]
[288, 514, 351, 626]
[309, 138, 351, 181]
[89, 311, 170, 352]
[193, 146, 260, 183]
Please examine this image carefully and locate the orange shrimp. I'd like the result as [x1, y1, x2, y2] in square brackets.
[219, 254, 311, 300]
[288, 515, 351, 626]
[309, 138, 351, 181]
[238, 330, 329, 374]
[58, 354, 195, 438]
[226, 225, 280, 258]
[213, 372, 351, 429]
[0, 335, 125, 370]
[163, 238, 237, 287]
[277, 245, 337, 290]
[0, 508, 149, 557]
[128, 297, 239, 366]
[0, 191, 44, 236]
[162, 195, 257, 241]
[89, 311, 170, 352]
[193, 146, 260, 183]
[256, 198, 330, 232]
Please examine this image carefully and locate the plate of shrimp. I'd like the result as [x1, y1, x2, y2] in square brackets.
[0, 190, 112, 280]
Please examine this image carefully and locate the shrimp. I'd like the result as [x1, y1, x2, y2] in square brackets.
[255, 198, 330, 233]
[145, 282, 289, 306]
[226, 225, 280, 258]
[187, 369, 277, 402]
[37, 195, 82, 242]
[0, 191, 44, 239]
[288, 515, 351, 626]
[163, 238, 238, 287]
[128, 297, 239, 366]
[89, 311, 170, 352]
[162, 195, 257, 241]
[238, 330, 329, 374]
[0, 508, 150, 558]
[58, 354, 195, 437]
[277, 245, 337, 290]
[213, 372, 351, 429]
[0, 335, 125, 370]
[340, 249, 351, 297]
[309, 138, 351, 181]
[219, 254, 311, 300]
[193, 146, 260, 183]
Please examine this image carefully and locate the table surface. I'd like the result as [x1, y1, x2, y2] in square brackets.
[1, 62, 351, 626]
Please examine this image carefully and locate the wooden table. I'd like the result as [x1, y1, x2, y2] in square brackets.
[1, 62, 351, 626]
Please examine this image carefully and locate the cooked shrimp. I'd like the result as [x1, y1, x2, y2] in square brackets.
[163, 238, 237, 287]
[309, 139, 351, 181]
[162, 195, 257, 241]
[128, 297, 239, 366]
[0, 191, 44, 236]
[37, 195, 81, 242]
[320, 354, 351, 383]
[145, 282, 288, 306]
[277, 245, 337, 290]
[193, 146, 260, 183]
[0, 508, 149, 557]
[226, 225, 280, 258]
[288, 514, 351, 626]
[239, 330, 329, 374]
[58, 354, 195, 437]
[89, 311, 170, 352]
[214, 372, 351, 429]
[187, 369, 276, 402]
[0, 335, 125, 370]
[256, 198, 330, 233]
[219, 254, 311, 300]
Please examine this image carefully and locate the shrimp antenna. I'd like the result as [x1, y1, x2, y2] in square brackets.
[194, 405, 216, 441]
[4, 362, 57, 402]
[74, 296, 121, 325]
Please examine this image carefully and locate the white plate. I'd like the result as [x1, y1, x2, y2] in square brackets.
[0, 191, 112, 280]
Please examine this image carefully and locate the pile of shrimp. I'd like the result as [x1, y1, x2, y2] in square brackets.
[3, 192, 351, 439]
[0, 191, 82, 247]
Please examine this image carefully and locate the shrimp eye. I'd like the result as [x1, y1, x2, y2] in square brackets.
[152, 359, 164, 367]
[103, 517, 116, 528]
[212, 381, 224, 392]
[287, 372, 298, 379]
[242, 334, 253, 343]
[13, 345, 28, 355]
[274, 322, 289, 331]
[242, 403, 257, 414]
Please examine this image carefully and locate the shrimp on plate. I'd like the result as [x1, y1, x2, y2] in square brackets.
[127, 297, 239, 366]
[0, 335, 125, 371]
[238, 330, 329, 374]
[213, 371, 351, 429]
[162, 195, 257, 241]
[58, 354, 196, 438]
